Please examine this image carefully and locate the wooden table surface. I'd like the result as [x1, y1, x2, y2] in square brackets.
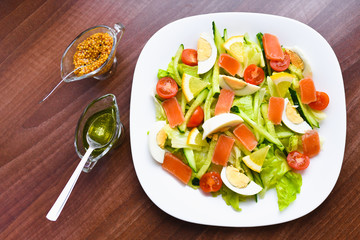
[1, 0, 359, 239]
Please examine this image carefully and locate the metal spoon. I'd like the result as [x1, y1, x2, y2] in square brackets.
[40, 56, 100, 103]
[46, 114, 113, 221]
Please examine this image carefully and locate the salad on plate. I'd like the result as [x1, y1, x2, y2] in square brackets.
[148, 22, 329, 212]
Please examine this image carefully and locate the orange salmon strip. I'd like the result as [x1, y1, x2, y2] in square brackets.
[302, 130, 320, 158]
[162, 97, 185, 128]
[162, 152, 192, 184]
[268, 97, 285, 125]
[299, 78, 317, 104]
[214, 89, 235, 116]
[263, 33, 284, 61]
[212, 135, 235, 166]
[218, 53, 241, 76]
[233, 123, 258, 151]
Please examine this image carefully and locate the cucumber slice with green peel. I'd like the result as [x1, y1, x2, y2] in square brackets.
[196, 138, 217, 178]
[289, 88, 319, 128]
[212, 21, 226, 55]
[184, 148, 197, 172]
[173, 44, 184, 86]
[211, 60, 220, 97]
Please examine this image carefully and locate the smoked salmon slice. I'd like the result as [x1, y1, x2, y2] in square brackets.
[263, 33, 284, 61]
[162, 152, 192, 184]
[268, 97, 285, 125]
[233, 123, 258, 151]
[162, 97, 185, 128]
[212, 135, 235, 166]
[218, 53, 241, 76]
[214, 89, 235, 116]
[299, 78, 317, 104]
[302, 130, 320, 158]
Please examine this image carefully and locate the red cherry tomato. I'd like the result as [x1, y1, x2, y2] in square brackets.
[308, 91, 330, 110]
[199, 172, 222, 193]
[156, 77, 178, 99]
[243, 64, 265, 85]
[269, 51, 290, 72]
[187, 106, 204, 128]
[181, 49, 198, 66]
[286, 151, 310, 170]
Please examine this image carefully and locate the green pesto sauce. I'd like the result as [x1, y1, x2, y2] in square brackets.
[83, 107, 116, 156]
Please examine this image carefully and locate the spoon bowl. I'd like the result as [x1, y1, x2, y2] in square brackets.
[75, 94, 124, 172]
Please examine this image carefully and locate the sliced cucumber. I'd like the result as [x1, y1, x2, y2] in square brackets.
[212, 21, 226, 55]
[184, 148, 196, 172]
[236, 110, 285, 150]
[173, 44, 184, 86]
[196, 138, 217, 178]
[256, 32, 271, 77]
[211, 59, 220, 97]
[178, 89, 209, 132]
[289, 88, 319, 128]
[223, 28, 228, 42]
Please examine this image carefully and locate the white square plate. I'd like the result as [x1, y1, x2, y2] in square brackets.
[130, 12, 346, 227]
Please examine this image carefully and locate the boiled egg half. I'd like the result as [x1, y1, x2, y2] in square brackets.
[221, 166, 262, 196]
[286, 46, 312, 78]
[148, 121, 167, 163]
[197, 33, 217, 74]
[202, 113, 243, 139]
[219, 75, 260, 96]
[282, 98, 312, 134]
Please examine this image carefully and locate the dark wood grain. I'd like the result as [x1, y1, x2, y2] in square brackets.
[0, 0, 359, 239]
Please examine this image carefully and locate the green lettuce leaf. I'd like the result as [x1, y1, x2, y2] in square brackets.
[157, 69, 170, 79]
[162, 125, 205, 151]
[243, 33, 265, 68]
[166, 57, 176, 79]
[213, 185, 246, 211]
[260, 149, 291, 193]
[287, 134, 301, 152]
[276, 171, 302, 211]
[153, 97, 166, 121]
[194, 150, 208, 171]
[232, 95, 254, 120]
[178, 63, 199, 78]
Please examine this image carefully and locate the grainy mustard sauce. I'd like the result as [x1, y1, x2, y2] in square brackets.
[73, 33, 113, 76]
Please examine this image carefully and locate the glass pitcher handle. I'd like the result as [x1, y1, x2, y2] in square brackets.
[113, 22, 125, 43]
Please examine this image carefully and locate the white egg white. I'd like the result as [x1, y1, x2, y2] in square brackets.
[202, 113, 243, 139]
[148, 121, 166, 163]
[220, 167, 262, 196]
[197, 33, 217, 74]
[282, 98, 312, 134]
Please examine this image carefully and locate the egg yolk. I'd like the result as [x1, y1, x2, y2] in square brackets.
[197, 38, 212, 61]
[285, 102, 303, 124]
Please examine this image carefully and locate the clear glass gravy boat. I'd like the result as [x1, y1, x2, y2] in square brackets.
[61, 22, 125, 82]
[40, 23, 125, 102]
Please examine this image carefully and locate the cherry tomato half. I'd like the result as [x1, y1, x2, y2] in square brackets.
[187, 106, 204, 128]
[308, 91, 330, 110]
[243, 64, 265, 85]
[270, 51, 290, 72]
[156, 77, 178, 99]
[286, 151, 310, 170]
[199, 172, 222, 193]
[181, 49, 198, 66]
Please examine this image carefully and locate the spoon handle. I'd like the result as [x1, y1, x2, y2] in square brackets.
[46, 146, 94, 221]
